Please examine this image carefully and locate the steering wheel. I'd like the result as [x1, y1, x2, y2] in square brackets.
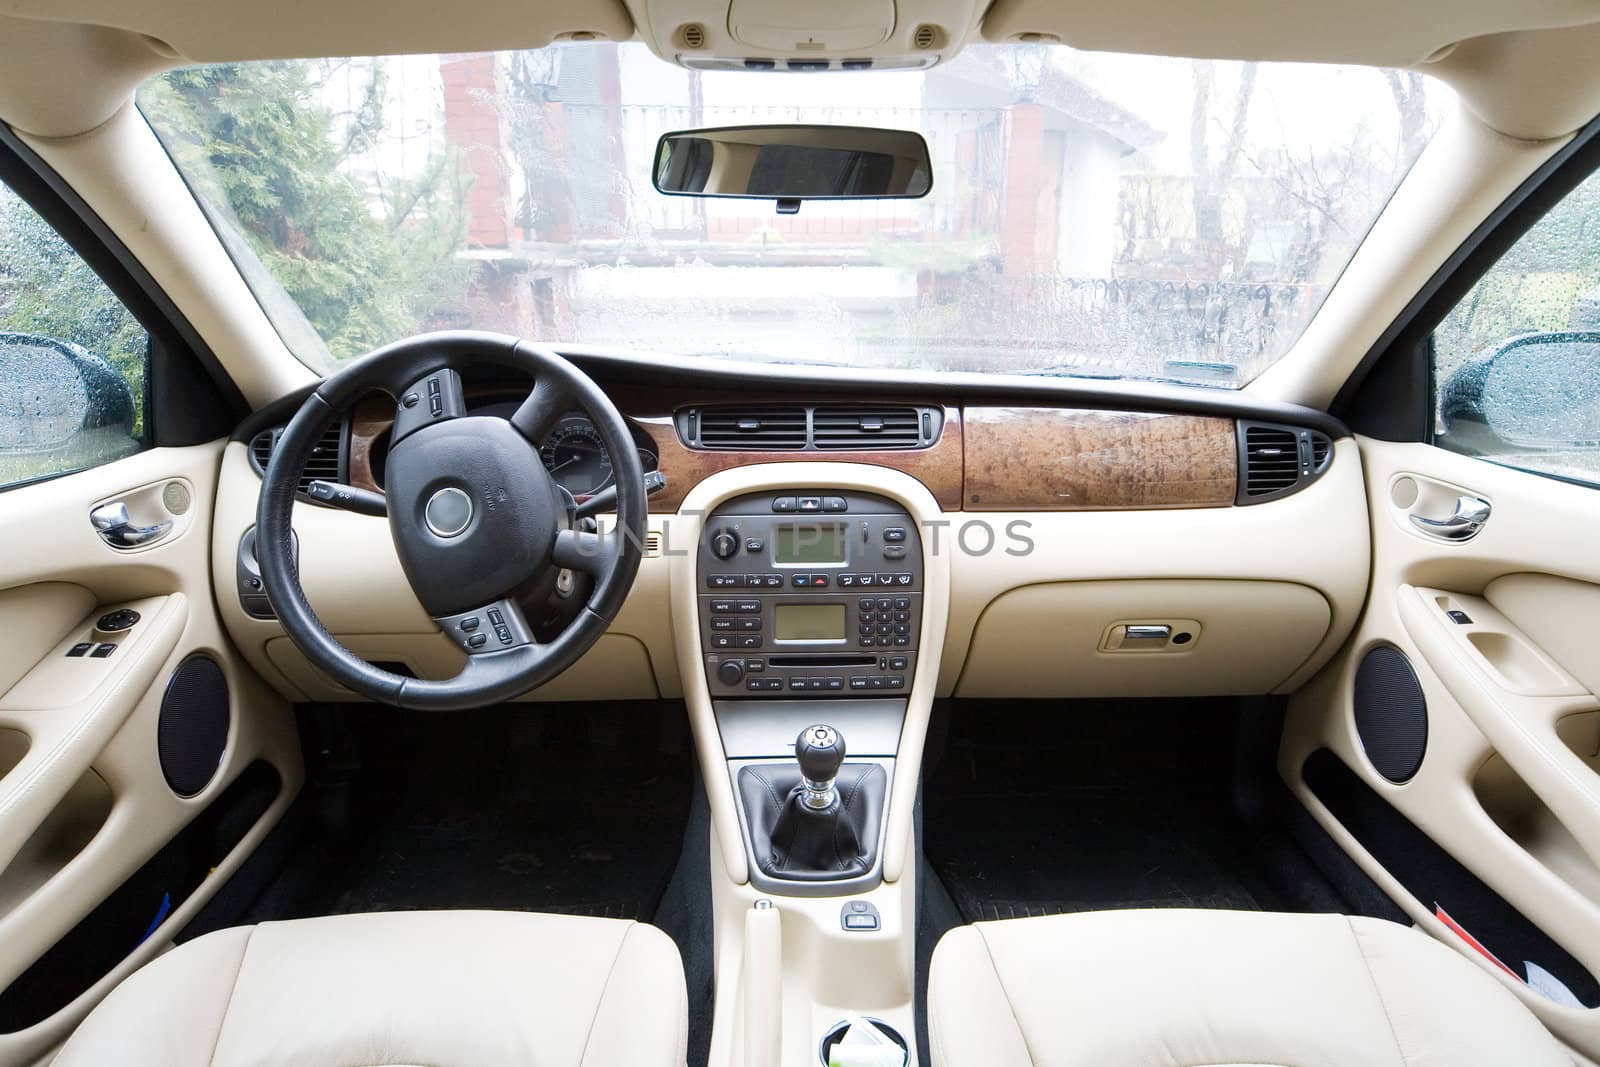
[255, 331, 646, 711]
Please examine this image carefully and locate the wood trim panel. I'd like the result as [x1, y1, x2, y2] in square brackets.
[962, 407, 1237, 510]
[347, 394, 391, 493]
[635, 412, 964, 511]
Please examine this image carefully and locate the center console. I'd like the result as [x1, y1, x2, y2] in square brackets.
[699, 490, 924, 697]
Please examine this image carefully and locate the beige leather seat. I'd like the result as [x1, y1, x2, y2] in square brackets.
[55, 910, 687, 1066]
[930, 909, 1571, 1067]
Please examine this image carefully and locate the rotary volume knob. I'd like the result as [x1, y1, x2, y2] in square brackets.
[717, 659, 745, 686]
[709, 528, 740, 560]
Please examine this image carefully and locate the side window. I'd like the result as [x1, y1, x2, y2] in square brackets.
[0, 177, 148, 489]
[1433, 167, 1600, 484]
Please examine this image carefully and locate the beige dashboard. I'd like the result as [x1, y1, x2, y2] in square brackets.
[212, 393, 1371, 705]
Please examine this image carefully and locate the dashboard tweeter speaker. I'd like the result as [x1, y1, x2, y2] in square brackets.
[158, 654, 231, 798]
[1352, 645, 1427, 784]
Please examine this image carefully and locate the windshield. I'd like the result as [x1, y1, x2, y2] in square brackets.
[138, 44, 1447, 386]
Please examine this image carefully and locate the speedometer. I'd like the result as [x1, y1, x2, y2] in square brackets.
[539, 415, 613, 496]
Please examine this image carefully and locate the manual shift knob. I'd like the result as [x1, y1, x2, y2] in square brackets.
[796, 724, 846, 786]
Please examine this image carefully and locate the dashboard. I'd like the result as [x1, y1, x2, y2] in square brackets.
[221, 350, 1372, 709]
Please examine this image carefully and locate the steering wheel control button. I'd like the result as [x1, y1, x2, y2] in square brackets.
[459, 617, 480, 632]
[424, 487, 474, 538]
[402, 392, 420, 408]
[95, 608, 141, 633]
[467, 633, 488, 649]
[390, 368, 466, 445]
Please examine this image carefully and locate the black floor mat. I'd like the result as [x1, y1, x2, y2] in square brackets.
[247, 702, 694, 923]
[924, 699, 1335, 922]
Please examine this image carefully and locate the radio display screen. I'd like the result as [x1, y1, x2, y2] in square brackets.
[774, 525, 847, 566]
[774, 603, 847, 643]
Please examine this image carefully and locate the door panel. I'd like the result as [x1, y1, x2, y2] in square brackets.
[0, 442, 300, 1066]
[1284, 437, 1600, 1054]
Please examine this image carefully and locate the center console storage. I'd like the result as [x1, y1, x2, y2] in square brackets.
[699, 491, 924, 697]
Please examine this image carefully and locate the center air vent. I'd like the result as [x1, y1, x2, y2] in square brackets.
[1237, 421, 1334, 504]
[249, 422, 347, 495]
[696, 406, 808, 450]
[812, 405, 923, 449]
[678, 404, 942, 451]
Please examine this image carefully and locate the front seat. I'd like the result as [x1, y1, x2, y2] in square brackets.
[930, 909, 1571, 1067]
[55, 910, 687, 1066]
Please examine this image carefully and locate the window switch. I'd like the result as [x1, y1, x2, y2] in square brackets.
[840, 900, 880, 931]
[66, 642, 93, 657]
[1447, 610, 1473, 625]
[90, 643, 117, 658]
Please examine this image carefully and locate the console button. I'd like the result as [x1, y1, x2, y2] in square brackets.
[893, 610, 909, 622]
[710, 600, 735, 613]
[797, 496, 822, 512]
[807, 574, 830, 588]
[822, 496, 847, 512]
[736, 618, 761, 631]
[711, 618, 735, 631]
[893, 573, 914, 586]
[838, 573, 858, 587]
[825, 676, 844, 690]
[747, 678, 764, 690]
[772, 497, 797, 512]
[860, 635, 877, 647]
[882, 545, 908, 560]
[736, 600, 761, 613]
[707, 574, 739, 588]
[877, 598, 893, 610]
[893, 635, 910, 646]
[718, 660, 745, 686]
[859, 598, 876, 610]
[761, 573, 783, 588]
[746, 659, 765, 672]
[867, 676, 886, 689]
[883, 527, 906, 542]
[745, 538, 765, 553]
[875, 574, 895, 587]
[737, 635, 762, 648]
[886, 675, 905, 689]
[711, 635, 734, 649]
[791, 573, 811, 588]
[849, 677, 870, 690]
[788, 677, 806, 691]
[854, 573, 875, 587]
[893, 597, 910, 610]
[860, 611, 876, 624]
[889, 656, 908, 670]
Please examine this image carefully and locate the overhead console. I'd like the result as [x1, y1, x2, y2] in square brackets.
[625, 0, 985, 71]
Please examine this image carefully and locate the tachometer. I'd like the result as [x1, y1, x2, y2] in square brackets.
[539, 415, 613, 496]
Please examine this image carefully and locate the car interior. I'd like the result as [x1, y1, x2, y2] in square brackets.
[3, 0, 1600, 1064]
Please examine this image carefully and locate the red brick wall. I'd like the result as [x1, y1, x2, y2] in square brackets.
[1000, 103, 1045, 277]
[441, 54, 509, 249]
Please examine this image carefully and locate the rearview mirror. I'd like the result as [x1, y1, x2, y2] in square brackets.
[1441, 331, 1600, 450]
[653, 125, 931, 208]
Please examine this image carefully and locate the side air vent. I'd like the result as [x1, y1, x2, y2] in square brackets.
[697, 406, 809, 450]
[248, 422, 346, 496]
[1237, 420, 1335, 504]
[812, 405, 925, 450]
[677, 404, 944, 451]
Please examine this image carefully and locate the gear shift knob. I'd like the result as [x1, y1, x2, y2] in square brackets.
[796, 724, 846, 808]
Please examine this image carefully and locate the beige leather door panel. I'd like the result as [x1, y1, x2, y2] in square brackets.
[0, 443, 300, 1067]
[1284, 439, 1600, 1056]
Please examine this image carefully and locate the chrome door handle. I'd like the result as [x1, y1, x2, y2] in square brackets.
[90, 501, 172, 550]
[1409, 495, 1491, 541]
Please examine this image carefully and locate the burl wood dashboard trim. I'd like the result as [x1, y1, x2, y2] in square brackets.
[962, 407, 1237, 510]
[635, 412, 964, 511]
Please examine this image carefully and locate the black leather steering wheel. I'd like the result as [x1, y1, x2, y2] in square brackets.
[255, 332, 645, 711]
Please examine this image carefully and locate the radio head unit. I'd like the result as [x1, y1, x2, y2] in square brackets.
[699, 490, 923, 697]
